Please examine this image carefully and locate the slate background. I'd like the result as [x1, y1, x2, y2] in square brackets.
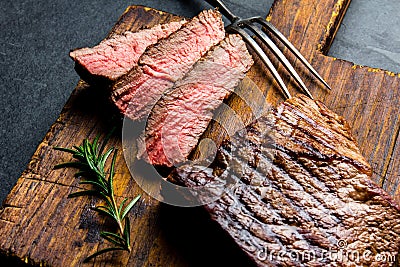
[0, 0, 399, 202]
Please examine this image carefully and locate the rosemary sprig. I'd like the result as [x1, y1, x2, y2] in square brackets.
[54, 133, 140, 262]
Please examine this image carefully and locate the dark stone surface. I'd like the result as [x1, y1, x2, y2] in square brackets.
[329, 0, 400, 73]
[0, 0, 398, 202]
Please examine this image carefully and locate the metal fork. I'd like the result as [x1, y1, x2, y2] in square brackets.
[205, 0, 331, 99]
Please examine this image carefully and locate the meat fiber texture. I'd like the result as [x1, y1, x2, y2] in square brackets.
[142, 34, 253, 167]
[172, 95, 400, 267]
[69, 19, 186, 84]
[111, 9, 225, 121]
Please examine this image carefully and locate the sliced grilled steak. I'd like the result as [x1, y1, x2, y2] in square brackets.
[172, 95, 400, 266]
[143, 34, 254, 167]
[69, 20, 186, 84]
[111, 9, 225, 121]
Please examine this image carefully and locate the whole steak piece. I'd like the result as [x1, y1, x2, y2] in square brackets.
[172, 95, 400, 267]
[112, 9, 225, 121]
[69, 20, 186, 84]
[143, 34, 254, 167]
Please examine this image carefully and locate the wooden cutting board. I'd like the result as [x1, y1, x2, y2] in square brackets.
[1, 0, 399, 266]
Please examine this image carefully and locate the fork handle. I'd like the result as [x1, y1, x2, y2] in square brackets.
[204, 0, 239, 22]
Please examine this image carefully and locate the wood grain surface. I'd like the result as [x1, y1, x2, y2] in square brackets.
[0, 0, 399, 266]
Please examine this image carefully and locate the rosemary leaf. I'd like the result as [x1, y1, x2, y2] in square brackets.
[118, 198, 129, 217]
[73, 145, 84, 153]
[123, 217, 131, 248]
[100, 233, 124, 247]
[92, 206, 116, 220]
[100, 231, 127, 246]
[79, 180, 108, 192]
[99, 194, 115, 212]
[121, 195, 141, 221]
[107, 151, 118, 200]
[98, 148, 114, 171]
[92, 136, 100, 153]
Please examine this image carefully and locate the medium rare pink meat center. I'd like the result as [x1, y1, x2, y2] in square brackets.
[143, 34, 254, 167]
[111, 9, 226, 121]
[70, 20, 186, 83]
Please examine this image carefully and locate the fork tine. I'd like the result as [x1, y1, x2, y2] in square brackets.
[242, 21, 314, 99]
[253, 17, 331, 90]
[228, 25, 292, 99]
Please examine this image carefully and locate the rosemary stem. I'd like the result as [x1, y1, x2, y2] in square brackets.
[111, 193, 124, 236]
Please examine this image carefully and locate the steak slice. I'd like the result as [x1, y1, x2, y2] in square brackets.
[111, 9, 225, 121]
[69, 20, 186, 84]
[143, 34, 254, 167]
[171, 95, 400, 266]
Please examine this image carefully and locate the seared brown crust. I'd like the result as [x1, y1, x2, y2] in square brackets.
[172, 95, 400, 267]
